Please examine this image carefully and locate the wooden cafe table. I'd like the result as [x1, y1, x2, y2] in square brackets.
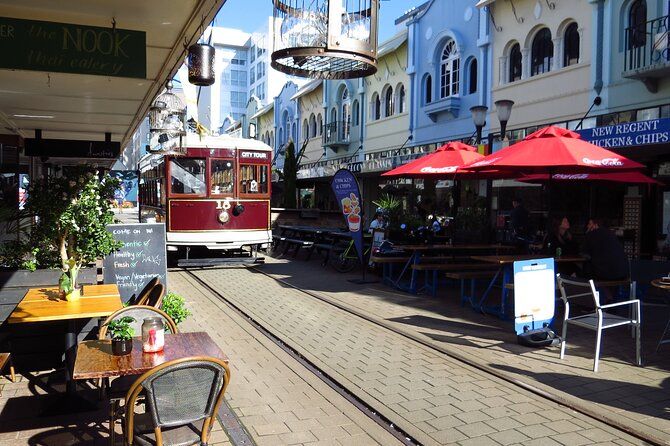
[470, 254, 585, 319]
[8, 284, 123, 399]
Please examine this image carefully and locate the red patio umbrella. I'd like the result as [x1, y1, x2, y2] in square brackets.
[518, 171, 661, 185]
[462, 126, 645, 174]
[382, 141, 484, 178]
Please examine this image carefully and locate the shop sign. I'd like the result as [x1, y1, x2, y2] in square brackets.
[331, 169, 364, 265]
[576, 118, 670, 148]
[25, 138, 120, 159]
[0, 17, 146, 79]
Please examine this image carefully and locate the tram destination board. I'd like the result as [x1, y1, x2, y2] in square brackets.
[104, 223, 167, 303]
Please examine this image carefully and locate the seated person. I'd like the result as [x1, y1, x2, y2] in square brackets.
[581, 218, 629, 281]
[543, 216, 577, 256]
[369, 212, 386, 233]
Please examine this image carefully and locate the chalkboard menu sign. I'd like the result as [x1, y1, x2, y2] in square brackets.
[104, 223, 167, 303]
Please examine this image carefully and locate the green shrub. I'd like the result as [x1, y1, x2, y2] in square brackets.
[161, 291, 191, 326]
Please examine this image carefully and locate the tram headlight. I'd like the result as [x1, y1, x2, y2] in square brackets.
[233, 204, 245, 216]
[218, 210, 230, 224]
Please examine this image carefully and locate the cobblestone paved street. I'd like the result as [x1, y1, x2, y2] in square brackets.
[181, 263, 648, 445]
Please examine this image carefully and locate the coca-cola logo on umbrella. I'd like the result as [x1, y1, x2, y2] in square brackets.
[582, 157, 623, 166]
[420, 166, 458, 173]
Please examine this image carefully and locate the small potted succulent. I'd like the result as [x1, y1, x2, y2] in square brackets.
[107, 316, 136, 356]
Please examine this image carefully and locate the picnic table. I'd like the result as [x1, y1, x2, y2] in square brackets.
[274, 225, 344, 258]
[382, 244, 516, 294]
[470, 254, 586, 319]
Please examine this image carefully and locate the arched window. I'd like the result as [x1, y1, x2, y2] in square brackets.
[384, 86, 394, 118]
[278, 129, 283, 146]
[629, 0, 647, 49]
[440, 40, 460, 98]
[424, 74, 432, 104]
[563, 23, 580, 66]
[303, 119, 309, 140]
[371, 93, 381, 120]
[468, 59, 478, 94]
[317, 114, 323, 135]
[292, 122, 297, 142]
[341, 87, 351, 139]
[352, 100, 360, 126]
[309, 114, 316, 138]
[397, 84, 406, 113]
[509, 43, 522, 82]
[531, 28, 553, 76]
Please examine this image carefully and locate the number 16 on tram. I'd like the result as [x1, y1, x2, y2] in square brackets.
[138, 135, 273, 257]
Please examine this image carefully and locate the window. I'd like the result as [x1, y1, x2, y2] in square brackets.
[341, 88, 351, 138]
[531, 28, 553, 76]
[317, 114, 323, 135]
[240, 164, 268, 195]
[468, 59, 478, 94]
[384, 86, 394, 118]
[257, 46, 265, 57]
[629, 0, 647, 49]
[509, 43, 522, 82]
[250, 67, 255, 84]
[231, 91, 247, 108]
[424, 74, 432, 104]
[257, 62, 265, 78]
[210, 159, 235, 195]
[330, 108, 337, 124]
[309, 114, 317, 137]
[231, 58, 245, 66]
[250, 46, 256, 63]
[397, 85, 406, 113]
[256, 84, 265, 100]
[231, 70, 247, 87]
[170, 158, 206, 195]
[564, 23, 580, 66]
[352, 100, 360, 126]
[440, 40, 460, 98]
[303, 119, 309, 140]
[372, 93, 381, 120]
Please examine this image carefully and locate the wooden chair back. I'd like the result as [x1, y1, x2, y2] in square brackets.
[99, 305, 178, 339]
[139, 283, 165, 308]
[132, 277, 160, 306]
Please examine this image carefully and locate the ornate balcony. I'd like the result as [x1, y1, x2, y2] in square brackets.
[623, 14, 670, 93]
[322, 121, 351, 151]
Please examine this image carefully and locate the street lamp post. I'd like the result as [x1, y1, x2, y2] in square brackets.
[470, 105, 488, 145]
[495, 100, 515, 141]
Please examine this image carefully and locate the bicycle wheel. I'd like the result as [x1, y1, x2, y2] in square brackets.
[331, 252, 359, 273]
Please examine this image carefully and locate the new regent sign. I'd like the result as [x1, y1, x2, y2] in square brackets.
[577, 118, 670, 149]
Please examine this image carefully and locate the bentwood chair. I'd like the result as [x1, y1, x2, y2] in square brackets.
[556, 274, 642, 372]
[129, 277, 160, 306]
[99, 306, 178, 445]
[136, 282, 165, 308]
[123, 357, 231, 446]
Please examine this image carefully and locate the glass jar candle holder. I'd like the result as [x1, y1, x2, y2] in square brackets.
[142, 317, 165, 353]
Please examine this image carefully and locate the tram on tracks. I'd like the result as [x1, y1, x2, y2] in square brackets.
[138, 135, 273, 260]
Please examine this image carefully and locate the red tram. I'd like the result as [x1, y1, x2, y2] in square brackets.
[139, 135, 273, 254]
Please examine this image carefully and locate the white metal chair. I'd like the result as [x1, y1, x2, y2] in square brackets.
[556, 274, 642, 372]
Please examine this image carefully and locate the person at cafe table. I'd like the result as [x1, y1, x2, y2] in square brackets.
[510, 197, 530, 251]
[543, 215, 579, 276]
[580, 218, 629, 302]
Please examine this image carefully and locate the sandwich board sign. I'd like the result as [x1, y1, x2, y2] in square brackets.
[513, 258, 555, 334]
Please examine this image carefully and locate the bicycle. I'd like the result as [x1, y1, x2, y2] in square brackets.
[330, 238, 370, 273]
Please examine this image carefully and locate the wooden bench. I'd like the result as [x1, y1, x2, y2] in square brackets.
[279, 238, 314, 258]
[416, 263, 498, 297]
[446, 270, 500, 307]
[307, 243, 336, 265]
[370, 256, 411, 263]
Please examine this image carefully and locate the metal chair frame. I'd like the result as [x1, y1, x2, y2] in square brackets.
[556, 274, 642, 372]
[123, 356, 231, 446]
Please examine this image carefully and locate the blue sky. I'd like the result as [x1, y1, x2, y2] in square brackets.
[215, 0, 424, 42]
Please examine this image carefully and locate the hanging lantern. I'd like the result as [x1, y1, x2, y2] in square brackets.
[271, 0, 379, 80]
[148, 80, 187, 155]
[188, 43, 216, 86]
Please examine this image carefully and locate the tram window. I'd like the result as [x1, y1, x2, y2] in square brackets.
[170, 158, 206, 195]
[211, 159, 235, 195]
[240, 164, 268, 195]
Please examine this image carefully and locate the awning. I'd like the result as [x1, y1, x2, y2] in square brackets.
[378, 29, 408, 58]
[0, 0, 225, 162]
[476, 0, 497, 8]
[251, 103, 274, 120]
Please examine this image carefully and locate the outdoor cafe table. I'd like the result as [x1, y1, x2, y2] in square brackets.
[7, 284, 123, 405]
[389, 244, 516, 294]
[73, 332, 228, 380]
[470, 254, 586, 319]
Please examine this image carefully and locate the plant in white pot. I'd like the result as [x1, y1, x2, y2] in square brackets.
[25, 169, 122, 301]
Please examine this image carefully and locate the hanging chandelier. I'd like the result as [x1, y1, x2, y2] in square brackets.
[271, 0, 379, 80]
[188, 43, 216, 86]
[148, 80, 187, 155]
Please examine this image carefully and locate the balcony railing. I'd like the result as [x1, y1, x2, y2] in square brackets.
[323, 121, 351, 147]
[624, 15, 670, 80]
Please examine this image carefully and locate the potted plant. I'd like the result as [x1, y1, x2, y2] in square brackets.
[160, 291, 191, 328]
[24, 168, 122, 301]
[107, 316, 136, 355]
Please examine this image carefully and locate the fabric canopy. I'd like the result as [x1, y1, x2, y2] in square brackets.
[382, 141, 484, 178]
[462, 126, 645, 174]
[518, 171, 661, 185]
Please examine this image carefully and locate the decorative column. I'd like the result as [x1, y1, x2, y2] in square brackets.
[552, 37, 563, 70]
[521, 48, 531, 79]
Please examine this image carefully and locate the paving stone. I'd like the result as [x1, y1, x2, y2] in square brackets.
[488, 429, 531, 445]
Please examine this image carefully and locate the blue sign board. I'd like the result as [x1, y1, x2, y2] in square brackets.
[576, 118, 670, 149]
[513, 258, 555, 335]
[331, 169, 364, 265]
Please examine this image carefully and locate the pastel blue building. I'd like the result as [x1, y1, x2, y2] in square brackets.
[402, 0, 493, 147]
[321, 78, 366, 159]
[273, 81, 299, 169]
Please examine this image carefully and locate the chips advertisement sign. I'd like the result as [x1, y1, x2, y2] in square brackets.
[331, 169, 364, 265]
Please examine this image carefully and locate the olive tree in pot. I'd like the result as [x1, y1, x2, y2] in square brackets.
[25, 169, 122, 301]
[107, 316, 136, 355]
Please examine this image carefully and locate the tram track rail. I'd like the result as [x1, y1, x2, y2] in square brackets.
[182, 265, 661, 446]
